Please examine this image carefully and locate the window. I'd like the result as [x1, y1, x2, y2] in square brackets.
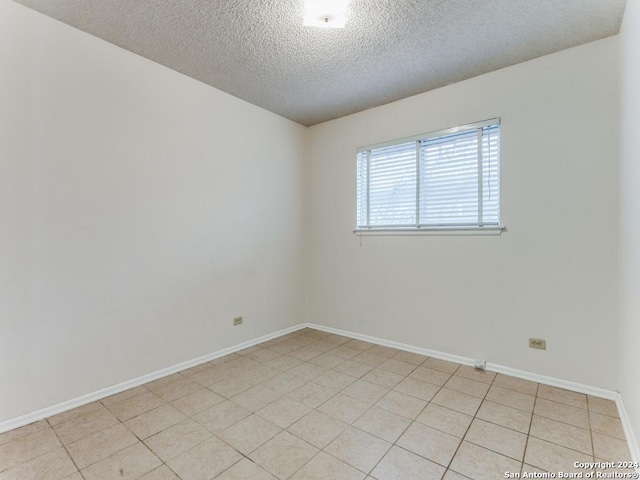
[356, 118, 501, 234]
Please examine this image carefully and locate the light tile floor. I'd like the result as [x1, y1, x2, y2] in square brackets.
[0, 328, 634, 480]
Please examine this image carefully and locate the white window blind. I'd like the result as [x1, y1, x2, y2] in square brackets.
[356, 119, 500, 231]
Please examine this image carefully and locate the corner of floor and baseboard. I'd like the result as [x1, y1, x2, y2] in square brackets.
[0, 323, 308, 435]
[1, 321, 638, 466]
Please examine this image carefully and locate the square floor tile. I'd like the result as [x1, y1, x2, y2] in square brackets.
[493, 374, 538, 396]
[318, 394, 370, 424]
[267, 355, 305, 372]
[431, 388, 482, 417]
[67, 424, 137, 469]
[397, 422, 460, 467]
[344, 339, 375, 351]
[362, 369, 404, 389]
[368, 345, 400, 358]
[351, 351, 388, 367]
[450, 441, 520, 480]
[166, 436, 242, 480]
[475, 401, 531, 434]
[246, 348, 282, 363]
[392, 351, 428, 365]
[443, 469, 470, 480]
[208, 376, 256, 399]
[378, 358, 417, 376]
[445, 376, 490, 399]
[376, 391, 427, 419]
[314, 371, 357, 390]
[139, 466, 180, 480]
[416, 403, 473, 438]
[0, 447, 76, 480]
[291, 451, 364, 480]
[423, 358, 460, 374]
[408, 366, 452, 387]
[0, 427, 63, 473]
[537, 385, 586, 409]
[288, 363, 327, 381]
[342, 380, 389, 405]
[590, 412, 625, 440]
[588, 397, 619, 418]
[170, 388, 224, 416]
[592, 432, 633, 462]
[48, 403, 103, 426]
[143, 418, 211, 462]
[331, 346, 362, 360]
[232, 385, 282, 412]
[353, 406, 411, 443]
[533, 398, 589, 429]
[287, 410, 348, 449]
[250, 431, 319, 480]
[100, 387, 149, 407]
[464, 419, 527, 461]
[151, 377, 201, 403]
[485, 386, 534, 413]
[310, 353, 347, 369]
[334, 360, 375, 378]
[261, 373, 309, 395]
[257, 397, 312, 429]
[287, 382, 338, 408]
[192, 400, 251, 433]
[81, 443, 161, 480]
[189, 366, 228, 387]
[219, 414, 281, 454]
[124, 404, 186, 440]
[524, 437, 592, 473]
[371, 445, 446, 480]
[454, 366, 496, 384]
[325, 427, 391, 473]
[0, 420, 49, 447]
[145, 374, 184, 392]
[393, 378, 439, 402]
[529, 415, 592, 455]
[107, 392, 165, 422]
[53, 406, 119, 445]
[215, 458, 276, 480]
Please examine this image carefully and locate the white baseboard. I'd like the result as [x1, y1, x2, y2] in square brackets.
[616, 393, 640, 465]
[306, 322, 617, 399]
[0, 324, 306, 435]
[306, 322, 640, 464]
[2, 320, 639, 467]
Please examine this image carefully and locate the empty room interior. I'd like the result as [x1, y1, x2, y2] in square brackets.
[1, 0, 640, 478]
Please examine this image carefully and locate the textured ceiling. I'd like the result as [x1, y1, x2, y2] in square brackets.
[13, 0, 626, 126]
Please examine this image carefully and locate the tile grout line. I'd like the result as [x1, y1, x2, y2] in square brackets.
[520, 381, 539, 473]
[45, 417, 88, 480]
[445, 365, 502, 478]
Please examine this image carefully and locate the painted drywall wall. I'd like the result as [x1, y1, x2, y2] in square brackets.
[619, 0, 640, 454]
[305, 38, 619, 389]
[0, 0, 306, 423]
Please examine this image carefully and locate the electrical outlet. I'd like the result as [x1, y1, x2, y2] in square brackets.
[529, 338, 546, 350]
[233, 316, 243, 326]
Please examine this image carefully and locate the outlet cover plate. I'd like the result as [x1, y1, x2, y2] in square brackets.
[529, 338, 546, 350]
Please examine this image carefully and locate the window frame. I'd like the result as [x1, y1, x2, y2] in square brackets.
[355, 118, 504, 236]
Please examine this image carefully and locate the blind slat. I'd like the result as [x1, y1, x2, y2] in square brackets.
[357, 121, 500, 229]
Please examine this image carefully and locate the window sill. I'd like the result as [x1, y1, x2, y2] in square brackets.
[353, 226, 505, 236]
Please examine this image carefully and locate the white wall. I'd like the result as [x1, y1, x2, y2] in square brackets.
[306, 38, 619, 389]
[0, 0, 306, 423]
[619, 0, 640, 453]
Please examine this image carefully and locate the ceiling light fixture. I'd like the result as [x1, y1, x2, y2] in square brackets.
[303, 0, 349, 29]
